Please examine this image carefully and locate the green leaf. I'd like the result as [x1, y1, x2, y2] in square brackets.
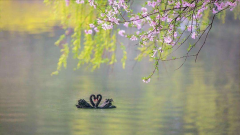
[187, 43, 192, 51]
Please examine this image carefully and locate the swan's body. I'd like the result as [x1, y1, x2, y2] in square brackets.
[76, 99, 93, 108]
[96, 94, 116, 109]
[76, 94, 116, 109]
[98, 99, 116, 108]
[76, 94, 98, 108]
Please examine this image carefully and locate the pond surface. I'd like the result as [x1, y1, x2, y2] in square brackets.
[0, 1, 240, 135]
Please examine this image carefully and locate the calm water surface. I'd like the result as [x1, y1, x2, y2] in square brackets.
[0, 1, 240, 135]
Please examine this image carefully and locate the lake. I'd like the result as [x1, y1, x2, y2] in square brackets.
[0, 1, 239, 135]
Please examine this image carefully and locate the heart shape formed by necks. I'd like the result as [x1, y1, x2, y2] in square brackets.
[89, 94, 103, 108]
[90, 94, 102, 108]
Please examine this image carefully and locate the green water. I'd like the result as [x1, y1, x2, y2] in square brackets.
[0, 1, 240, 135]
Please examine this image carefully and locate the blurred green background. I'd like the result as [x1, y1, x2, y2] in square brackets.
[0, 1, 239, 135]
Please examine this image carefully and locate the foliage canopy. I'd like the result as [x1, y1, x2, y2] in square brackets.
[45, 0, 240, 82]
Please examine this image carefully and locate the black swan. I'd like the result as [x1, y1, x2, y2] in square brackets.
[96, 94, 116, 109]
[76, 94, 97, 108]
[76, 94, 116, 109]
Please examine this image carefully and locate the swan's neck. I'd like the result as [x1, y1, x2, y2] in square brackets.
[96, 95, 102, 108]
[90, 95, 95, 107]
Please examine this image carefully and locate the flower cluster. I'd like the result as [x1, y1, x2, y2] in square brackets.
[74, 0, 239, 83]
[84, 24, 99, 34]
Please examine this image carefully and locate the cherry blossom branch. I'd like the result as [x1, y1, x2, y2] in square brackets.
[74, 0, 239, 83]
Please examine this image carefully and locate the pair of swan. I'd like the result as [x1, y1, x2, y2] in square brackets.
[76, 94, 116, 109]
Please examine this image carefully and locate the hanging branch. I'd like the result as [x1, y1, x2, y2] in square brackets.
[55, 0, 239, 82]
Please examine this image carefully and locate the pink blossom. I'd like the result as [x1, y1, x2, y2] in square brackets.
[142, 12, 148, 17]
[174, 32, 177, 38]
[190, 3, 195, 7]
[187, 25, 192, 31]
[101, 13, 105, 17]
[175, 2, 181, 8]
[141, 7, 147, 13]
[171, 42, 175, 46]
[88, 30, 92, 34]
[198, 7, 205, 15]
[168, 1, 174, 5]
[88, 0, 96, 8]
[167, 18, 172, 23]
[149, 21, 156, 27]
[113, 7, 119, 14]
[101, 23, 113, 30]
[169, 24, 173, 30]
[158, 47, 163, 53]
[147, 1, 152, 6]
[89, 24, 95, 28]
[151, 1, 157, 7]
[85, 30, 92, 34]
[97, 19, 103, 24]
[164, 36, 172, 44]
[151, 47, 163, 57]
[108, 0, 113, 5]
[227, 1, 235, 6]
[182, 1, 190, 7]
[212, 8, 218, 14]
[147, 1, 156, 7]
[161, 16, 167, 21]
[130, 35, 138, 41]
[151, 49, 158, 58]
[143, 78, 151, 83]
[118, 30, 125, 37]
[109, 17, 119, 24]
[146, 16, 151, 21]
[155, 14, 160, 20]
[214, 2, 222, 11]
[94, 27, 99, 32]
[136, 24, 142, 30]
[191, 32, 196, 39]
[123, 22, 129, 27]
[76, 0, 84, 4]
[227, 2, 236, 11]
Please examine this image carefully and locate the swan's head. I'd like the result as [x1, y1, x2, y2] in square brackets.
[90, 94, 98, 101]
[97, 94, 101, 97]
